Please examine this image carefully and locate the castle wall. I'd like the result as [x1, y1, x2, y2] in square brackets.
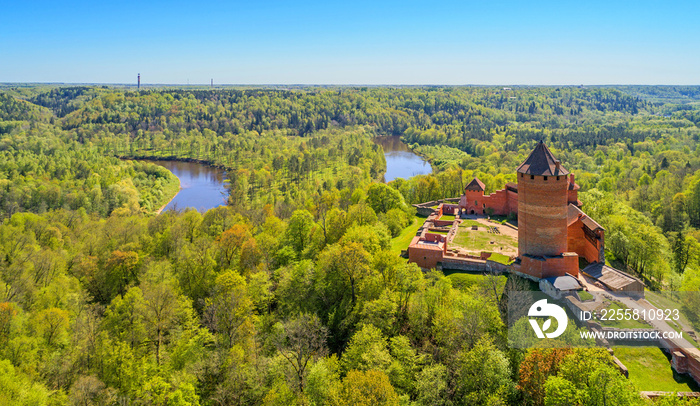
[520, 253, 579, 279]
[441, 257, 511, 273]
[663, 340, 700, 387]
[408, 242, 444, 269]
[460, 188, 517, 216]
[507, 190, 518, 213]
[442, 204, 459, 215]
[518, 173, 569, 257]
[423, 233, 447, 244]
[567, 219, 603, 264]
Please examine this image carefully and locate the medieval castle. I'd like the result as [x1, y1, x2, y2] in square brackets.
[408, 141, 643, 294]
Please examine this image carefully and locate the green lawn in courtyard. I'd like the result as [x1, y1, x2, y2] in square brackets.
[428, 229, 449, 235]
[613, 346, 699, 392]
[451, 227, 518, 254]
[458, 220, 482, 228]
[439, 214, 456, 221]
[488, 252, 513, 265]
[390, 215, 425, 255]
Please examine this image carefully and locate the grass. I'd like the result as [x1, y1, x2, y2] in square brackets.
[597, 302, 650, 329]
[428, 229, 449, 235]
[390, 215, 425, 255]
[439, 214, 456, 221]
[645, 291, 700, 332]
[682, 331, 700, 349]
[614, 346, 699, 392]
[488, 252, 513, 265]
[458, 220, 482, 228]
[451, 227, 518, 254]
[578, 290, 594, 301]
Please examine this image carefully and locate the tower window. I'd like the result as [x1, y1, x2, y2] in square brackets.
[544, 176, 548, 181]
[557, 176, 560, 180]
[530, 175, 534, 180]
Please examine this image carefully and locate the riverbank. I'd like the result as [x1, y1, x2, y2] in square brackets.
[119, 155, 229, 171]
[155, 175, 181, 215]
[140, 159, 228, 213]
[120, 156, 229, 214]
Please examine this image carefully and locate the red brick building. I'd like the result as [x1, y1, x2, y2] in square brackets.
[409, 141, 606, 280]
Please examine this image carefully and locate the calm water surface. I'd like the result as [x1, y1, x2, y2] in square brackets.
[145, 160, 227, 212]
[373, 136, 432, 182]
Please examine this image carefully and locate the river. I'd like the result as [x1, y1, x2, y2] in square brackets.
[373, 136, 432, 182]
[144, 160, 227, 212]
[144, 136, 426, 211]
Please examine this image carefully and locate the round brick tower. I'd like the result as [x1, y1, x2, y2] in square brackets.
[517, 141, 569, 258]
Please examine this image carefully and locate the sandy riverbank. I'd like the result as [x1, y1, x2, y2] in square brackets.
[155, 175, 181, 215]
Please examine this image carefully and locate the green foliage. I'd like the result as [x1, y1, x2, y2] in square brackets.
[366, 183, 406, 214]
[2, 85, 700, 404]
[336, 369, 400, 406]
[0, 359, 55, 405]
[342, 324, 392, 374]
[451, 338, 514, 405]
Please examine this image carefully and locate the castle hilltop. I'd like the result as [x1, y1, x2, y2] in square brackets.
[408, 141, 643, 295]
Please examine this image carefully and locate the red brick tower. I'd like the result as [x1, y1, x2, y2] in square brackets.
[517, 141, 578, 278]
[461, 177, 486, 215]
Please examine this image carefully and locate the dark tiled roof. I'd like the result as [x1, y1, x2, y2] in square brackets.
[567, 204, 584, 226]
[581, 216, 604, 231]
[567, 203, 604, 230]
[465, 177, 485, 191]
[516, 141, 570, 176]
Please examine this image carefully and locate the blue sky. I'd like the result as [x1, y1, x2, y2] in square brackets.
[1, 0, 698, 84]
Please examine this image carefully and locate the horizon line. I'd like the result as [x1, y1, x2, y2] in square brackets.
[2, 82, 699, 87]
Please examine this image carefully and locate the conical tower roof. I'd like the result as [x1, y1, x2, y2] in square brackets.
[516, 141, 569, 176]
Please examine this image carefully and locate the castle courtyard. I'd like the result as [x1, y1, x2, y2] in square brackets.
[449, 216, 518, 259]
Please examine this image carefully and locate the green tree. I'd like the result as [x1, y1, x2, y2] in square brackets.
[274, 313, 328, 392]
[284, 210, 316, 258]
[366, 183, 405, 214]
[203, 270, 254, 348]
[335, 369, 399, 406]
[342, 324, 392, 373]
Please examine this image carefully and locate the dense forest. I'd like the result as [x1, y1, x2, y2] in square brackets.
[1, 85, 700, 405]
